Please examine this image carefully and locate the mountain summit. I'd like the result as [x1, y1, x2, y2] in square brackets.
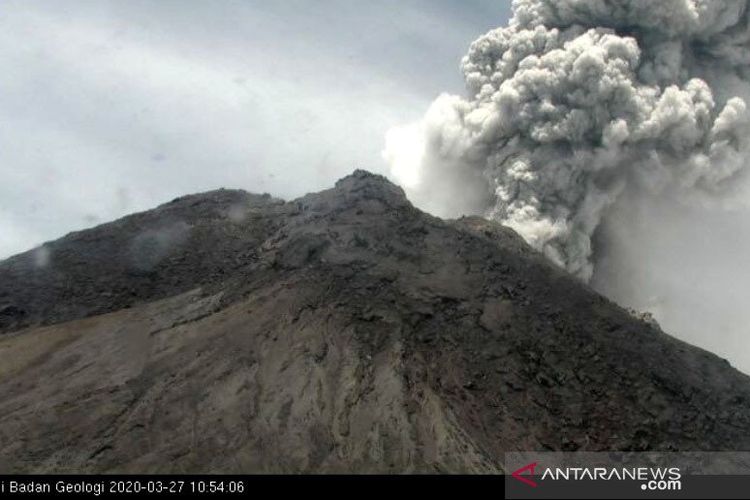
[1, 170, 749, 473]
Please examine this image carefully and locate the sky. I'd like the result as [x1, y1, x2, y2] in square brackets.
[0, 0, 512, 259]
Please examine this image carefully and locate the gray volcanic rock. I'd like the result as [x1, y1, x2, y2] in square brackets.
[0, 189, 284, 333]
[0, 170, 749, 473]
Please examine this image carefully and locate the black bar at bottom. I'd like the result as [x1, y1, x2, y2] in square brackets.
[0, 475, 502, 497]
[0, 474, 747, 498]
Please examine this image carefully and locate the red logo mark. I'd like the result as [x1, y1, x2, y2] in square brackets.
[511, 462, 539, 488]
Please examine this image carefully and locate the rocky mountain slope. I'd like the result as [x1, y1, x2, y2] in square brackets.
[1, 170, 749, 473]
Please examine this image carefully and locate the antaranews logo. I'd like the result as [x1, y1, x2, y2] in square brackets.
[511, 463, 539, 488]
[510, 461, 682, 492]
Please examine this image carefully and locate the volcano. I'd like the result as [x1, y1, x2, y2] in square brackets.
[1, 171, 749, 473]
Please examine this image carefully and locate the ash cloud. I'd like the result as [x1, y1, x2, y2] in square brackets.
[385, 0, 750, 281]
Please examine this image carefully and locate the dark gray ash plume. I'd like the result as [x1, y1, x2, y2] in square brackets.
[385, 0, 750, 281]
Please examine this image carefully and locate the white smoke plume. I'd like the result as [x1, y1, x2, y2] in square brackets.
[385, 0, 750, 281]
